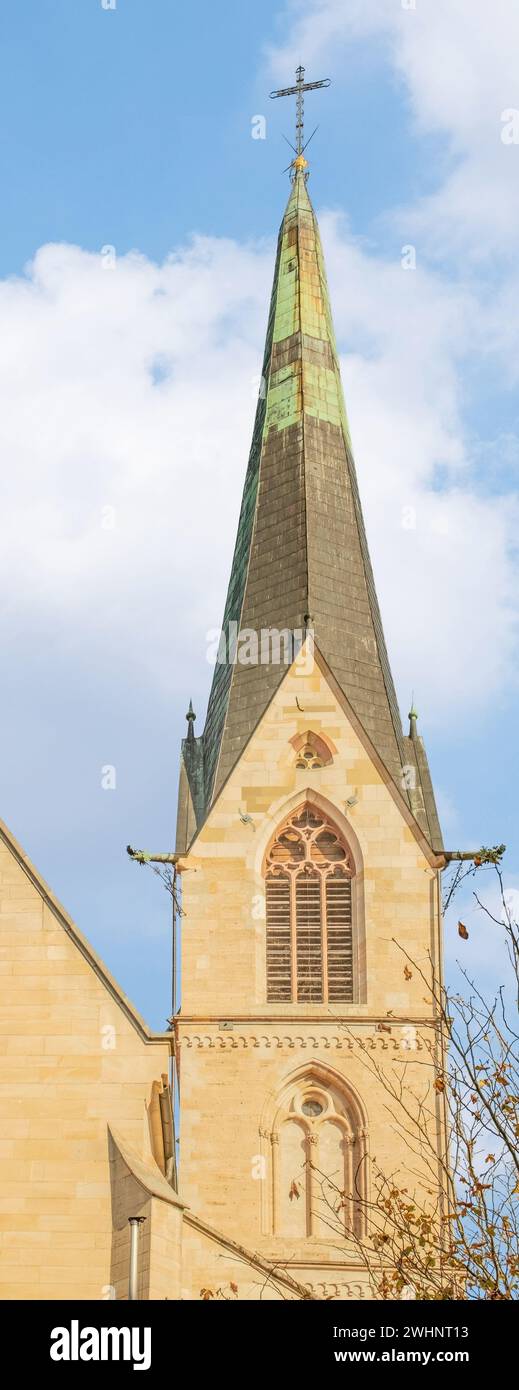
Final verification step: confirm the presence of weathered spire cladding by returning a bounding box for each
[176,170,442,852]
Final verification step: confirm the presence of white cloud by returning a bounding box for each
[0,0,515,800]
[0,222,516,732]
[0,238,274,692]
[320,213,518,720]
[2,2,519,733]
[263,0,519,722]
[268,0,519,261]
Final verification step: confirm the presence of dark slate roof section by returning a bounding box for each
[176,171,442,853]
[402,734,444,853]
[201,227,284,806]
[176,736,205,854]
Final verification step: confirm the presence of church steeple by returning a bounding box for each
[177,166,442,852]
[173,128,447,1297]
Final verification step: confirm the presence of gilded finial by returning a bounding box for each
[270,65,331,180]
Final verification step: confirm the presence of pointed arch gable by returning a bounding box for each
[260,1059,369,1137]
[254,789,364,880]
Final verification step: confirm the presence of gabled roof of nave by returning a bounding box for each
[177,169,442,854]
[0,816,172,1045]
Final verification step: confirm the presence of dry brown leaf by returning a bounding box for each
[458,921,469,940]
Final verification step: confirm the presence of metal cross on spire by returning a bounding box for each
[270,65,331,176]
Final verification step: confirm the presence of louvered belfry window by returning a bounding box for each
[265,806,354,1003]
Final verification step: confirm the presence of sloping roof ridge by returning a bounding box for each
[181,642,441,865]
[183,1208,318,1299]
[310,200,407,778]
[0,816,173,1046]
[201,216,287,809]
[108,1125,185,1209]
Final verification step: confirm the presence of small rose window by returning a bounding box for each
[292,731,333,769]
[301,1099,324,1117]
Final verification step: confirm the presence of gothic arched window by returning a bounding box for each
[265,805,354,1004]
[259,1067,369,1240]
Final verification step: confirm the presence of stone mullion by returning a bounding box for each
[306,1131,318,1236]
[270,1131,279,1235]
[356,1128,369,1238]
[290,869,297,1002]
[321,868,328,1003]
[343,1133,355,1236]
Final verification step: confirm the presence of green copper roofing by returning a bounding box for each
[177,170,443,852]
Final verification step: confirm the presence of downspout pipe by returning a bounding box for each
[128,1216,146,1301]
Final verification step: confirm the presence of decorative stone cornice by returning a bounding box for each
[179,1031,426,1052]
[178,1014,437,1026]
[303,1280,369,1300]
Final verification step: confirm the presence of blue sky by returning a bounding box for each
[0,1,437,269]
[0,0,517,1026]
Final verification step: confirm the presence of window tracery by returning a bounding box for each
[265,805,354,1004]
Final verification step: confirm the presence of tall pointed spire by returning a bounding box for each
[177,166,442,852]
